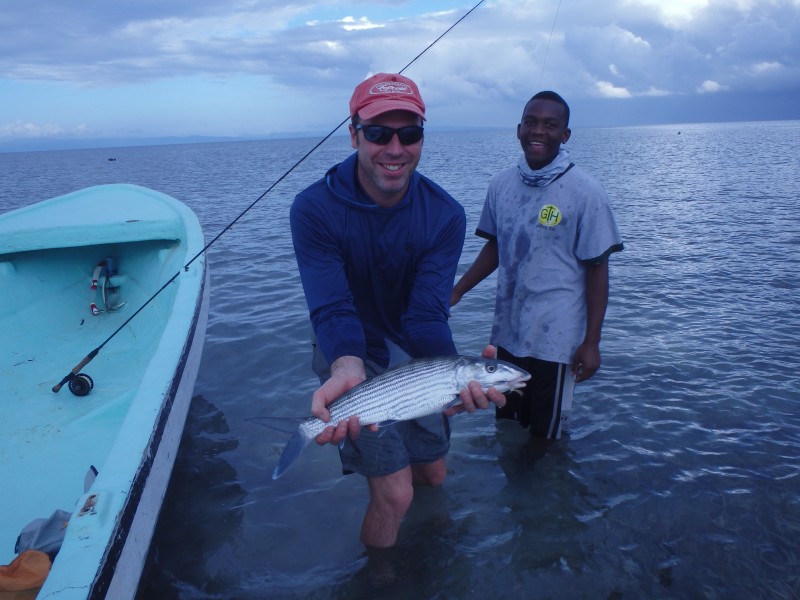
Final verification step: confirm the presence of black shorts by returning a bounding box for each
[495,347,574,439]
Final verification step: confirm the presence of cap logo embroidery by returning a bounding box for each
[369,82,414,95]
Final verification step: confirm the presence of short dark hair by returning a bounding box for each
[528,91,570,127]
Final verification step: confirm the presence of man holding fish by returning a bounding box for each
[289,73,515,554]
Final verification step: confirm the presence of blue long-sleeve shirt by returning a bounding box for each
[290,152,466,368]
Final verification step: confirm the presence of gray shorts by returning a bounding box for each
[339,413,450,477]
[311,340,451,478]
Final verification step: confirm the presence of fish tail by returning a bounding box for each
[272,430,313,479]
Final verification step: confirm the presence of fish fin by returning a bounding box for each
[384,338,413,368]
[367,420,401,438]
[272,431,313,479]
[248,416,305,435]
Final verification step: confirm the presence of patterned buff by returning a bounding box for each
[517,148,572,187]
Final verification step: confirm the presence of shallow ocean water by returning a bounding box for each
[1,121,799,599]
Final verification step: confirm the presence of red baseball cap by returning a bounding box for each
[349,73,426,121]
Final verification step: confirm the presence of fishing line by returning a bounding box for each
[540,0,563,86]
[52,0,487,392]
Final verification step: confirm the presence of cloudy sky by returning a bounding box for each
[1,0,798,150]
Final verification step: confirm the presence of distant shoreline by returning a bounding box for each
[2,118,798,155]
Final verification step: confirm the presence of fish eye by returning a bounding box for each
[486,364,496,373]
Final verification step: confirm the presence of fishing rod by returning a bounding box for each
[52,0,487,393]
[540,0,563,85]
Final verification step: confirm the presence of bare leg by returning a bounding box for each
[411,457,447,486]
[360,466,414,548]
[360,458,447,548]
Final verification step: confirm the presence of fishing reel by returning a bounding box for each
[68,373,94,397]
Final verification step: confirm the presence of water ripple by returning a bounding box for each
[4,124,800,600]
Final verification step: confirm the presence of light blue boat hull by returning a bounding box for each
[0,184,210,599]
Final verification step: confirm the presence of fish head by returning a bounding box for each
[456,357,531,393]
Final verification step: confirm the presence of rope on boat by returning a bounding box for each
[52,0,488,393]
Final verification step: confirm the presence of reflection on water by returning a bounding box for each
[136,396,245,599]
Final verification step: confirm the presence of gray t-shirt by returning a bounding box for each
[477,159,623,363]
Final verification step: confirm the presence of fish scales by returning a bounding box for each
[264,355,531,479]
[302,358,458,439]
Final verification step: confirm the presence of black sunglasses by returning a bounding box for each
[354,124,424,145]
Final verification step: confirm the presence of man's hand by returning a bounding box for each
[571,342,600,383]
[311,356,370,446]
[444,344,507,416]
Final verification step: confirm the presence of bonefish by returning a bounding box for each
[252,355,530,479]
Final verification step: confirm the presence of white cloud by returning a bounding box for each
[630,0,711,28]
[339,16,383,31]
[0,0,798,143]
[697,79,728,93]
[595,80,632,98]
[640,86,671,97]
[751,61,782,73]
[0,121,91,140]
